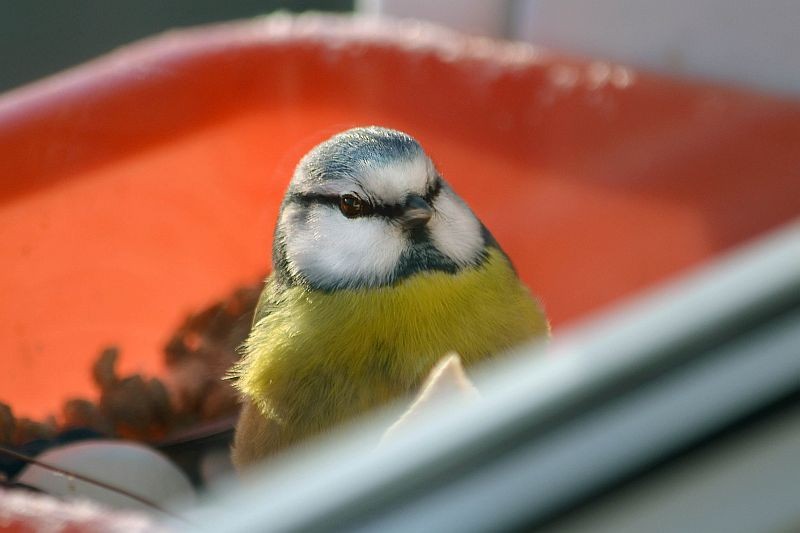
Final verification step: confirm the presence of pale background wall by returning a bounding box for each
[359,0,800,96]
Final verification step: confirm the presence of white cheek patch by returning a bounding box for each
[428,189,484,266]
[357,154,431,204]
[283,204,407,288]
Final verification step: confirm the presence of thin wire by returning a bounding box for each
[0,444,191,524]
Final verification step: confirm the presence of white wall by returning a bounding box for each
[359,0,800,96]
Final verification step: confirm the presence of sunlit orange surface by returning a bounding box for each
[1,16,799,418]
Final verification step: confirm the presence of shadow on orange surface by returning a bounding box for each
[1,15,799,418]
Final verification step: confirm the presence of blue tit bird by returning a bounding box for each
[229,126,549,468]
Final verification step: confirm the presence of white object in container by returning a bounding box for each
[17,440,195,512]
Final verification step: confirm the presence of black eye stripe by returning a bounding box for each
[372,204,405,218]
[290,192,339,207]
[425,180,442,203]
[290,180,441,217]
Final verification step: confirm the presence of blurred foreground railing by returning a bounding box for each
[179,217,800,533]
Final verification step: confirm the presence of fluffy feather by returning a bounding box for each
[230,249,548,465]
[230,126,549,468]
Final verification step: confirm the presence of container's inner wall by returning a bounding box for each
[2,18,799,418]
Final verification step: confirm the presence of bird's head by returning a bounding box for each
[272,126,495,290]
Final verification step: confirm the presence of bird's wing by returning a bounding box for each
[231,396,285,469]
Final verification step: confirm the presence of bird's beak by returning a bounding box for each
[399,194,433,229]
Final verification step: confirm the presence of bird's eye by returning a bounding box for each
[339,194,370,218]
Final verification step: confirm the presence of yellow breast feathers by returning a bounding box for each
[231,248,548,445]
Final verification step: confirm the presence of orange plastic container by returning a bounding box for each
[2,16,799,419]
